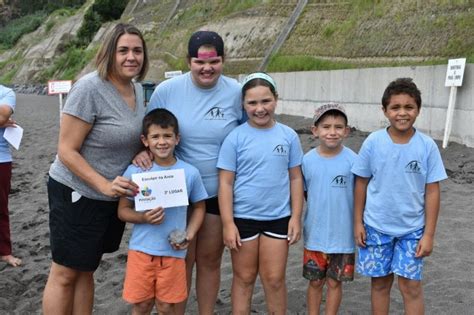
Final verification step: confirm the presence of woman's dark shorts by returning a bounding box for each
[205,196,220,215]
[47,177,125,272]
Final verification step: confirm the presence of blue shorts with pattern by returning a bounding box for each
[356,224,424,280]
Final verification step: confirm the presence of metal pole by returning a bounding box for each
[442,86,457,149]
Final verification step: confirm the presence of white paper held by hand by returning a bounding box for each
[132,169,189,211]
[3,124,23,150]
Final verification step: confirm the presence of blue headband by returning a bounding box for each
[241,72,277,91]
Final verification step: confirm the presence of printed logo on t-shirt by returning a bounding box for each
[204,106,226,120]
[273,144,288,156]
[331,175,347,188]
[405,160,421,174]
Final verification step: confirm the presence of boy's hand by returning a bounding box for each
[415,234,434,257]
[354,222,366,247]
[287,216,301,245]
[142,206,165,225]
[223,223,241,251]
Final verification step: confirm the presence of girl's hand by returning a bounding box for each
[354,222,366,247]
[287,216,301,245]
[105,176,139,198]
[142,207,165,225]
[223,223,241,251]
[132,149,154,170]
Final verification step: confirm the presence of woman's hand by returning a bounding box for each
[103,176,139,198]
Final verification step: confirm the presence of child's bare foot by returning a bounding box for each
[1,255,22,267]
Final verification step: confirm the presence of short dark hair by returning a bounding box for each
[142,109,179,136]
[95,23,149,81]
[382,78,421,109]
[315,110,348,126]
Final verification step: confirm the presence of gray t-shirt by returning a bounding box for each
[49,71,145,201]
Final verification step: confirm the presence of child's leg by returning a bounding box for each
[132,298,154,315]
[325,278,342,315]
[230,237,259,314]
[398,276,424,315]
[371,274,394,315]
[307,279,325,315]
[156,300,175,315]
[259,235,289,315]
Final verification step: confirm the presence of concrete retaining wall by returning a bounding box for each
[270,64,473,147]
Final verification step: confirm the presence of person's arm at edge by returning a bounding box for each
[57,114,137,198]
[218,169,241,250]
[288,165,304,245]
[0,105,14,127]
[354,176,369,247]
[416,181,441,257]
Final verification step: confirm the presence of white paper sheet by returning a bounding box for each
[132,169,189,211]
[3,124,23,150]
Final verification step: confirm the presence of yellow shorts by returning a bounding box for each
[123,250,187,304]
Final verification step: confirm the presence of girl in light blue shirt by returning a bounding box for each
[218,72,304,314]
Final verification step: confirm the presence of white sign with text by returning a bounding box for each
[132,169,188,211]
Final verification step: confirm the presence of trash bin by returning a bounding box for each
[142,81,156,106]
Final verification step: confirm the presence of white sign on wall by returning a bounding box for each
[445,58,466,87]
[164,71,183,79]
[48,80,72,95]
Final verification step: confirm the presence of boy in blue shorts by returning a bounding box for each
[352,78,447,314]
[118,109,208,314]
[302,103,357,314]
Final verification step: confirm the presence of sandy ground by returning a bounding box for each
[0,94,473,314]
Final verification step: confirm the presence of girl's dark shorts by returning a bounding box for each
[234,216,290,241]
[47,177,125,272]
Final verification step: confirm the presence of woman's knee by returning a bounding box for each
[49,263,84,287]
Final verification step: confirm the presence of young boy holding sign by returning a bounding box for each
[118,108,208,314]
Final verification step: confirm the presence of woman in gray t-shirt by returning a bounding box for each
[42,23,149,314]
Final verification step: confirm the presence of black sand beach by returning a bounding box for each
[0,94,473,314]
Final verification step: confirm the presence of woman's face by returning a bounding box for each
[113,33,144,82]
[188,46,223,89]
[243,85,277,129]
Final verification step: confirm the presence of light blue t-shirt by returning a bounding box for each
[0,85,16,163]
[217,122,303,220]
[147,72,242,198]
[123,159,208,258]
[303,147,357,253]
[351,128,448,237]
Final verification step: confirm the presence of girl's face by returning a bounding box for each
[243,85,277,129]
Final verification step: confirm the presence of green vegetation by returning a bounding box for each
[267,55,356,72]
[0,12,47,50]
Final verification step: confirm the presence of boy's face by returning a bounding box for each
[383,93,420,136]
[312,115,349,151]
[141,124,179,165]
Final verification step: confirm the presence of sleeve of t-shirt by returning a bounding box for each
[426,140,448,183]
[147,81,168,113]
[216,132,237,172]
[61,78,97,124]
[288,131,303,168]
[0,88,16,112]
[188,168,209,203]
[351,136,373,178]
